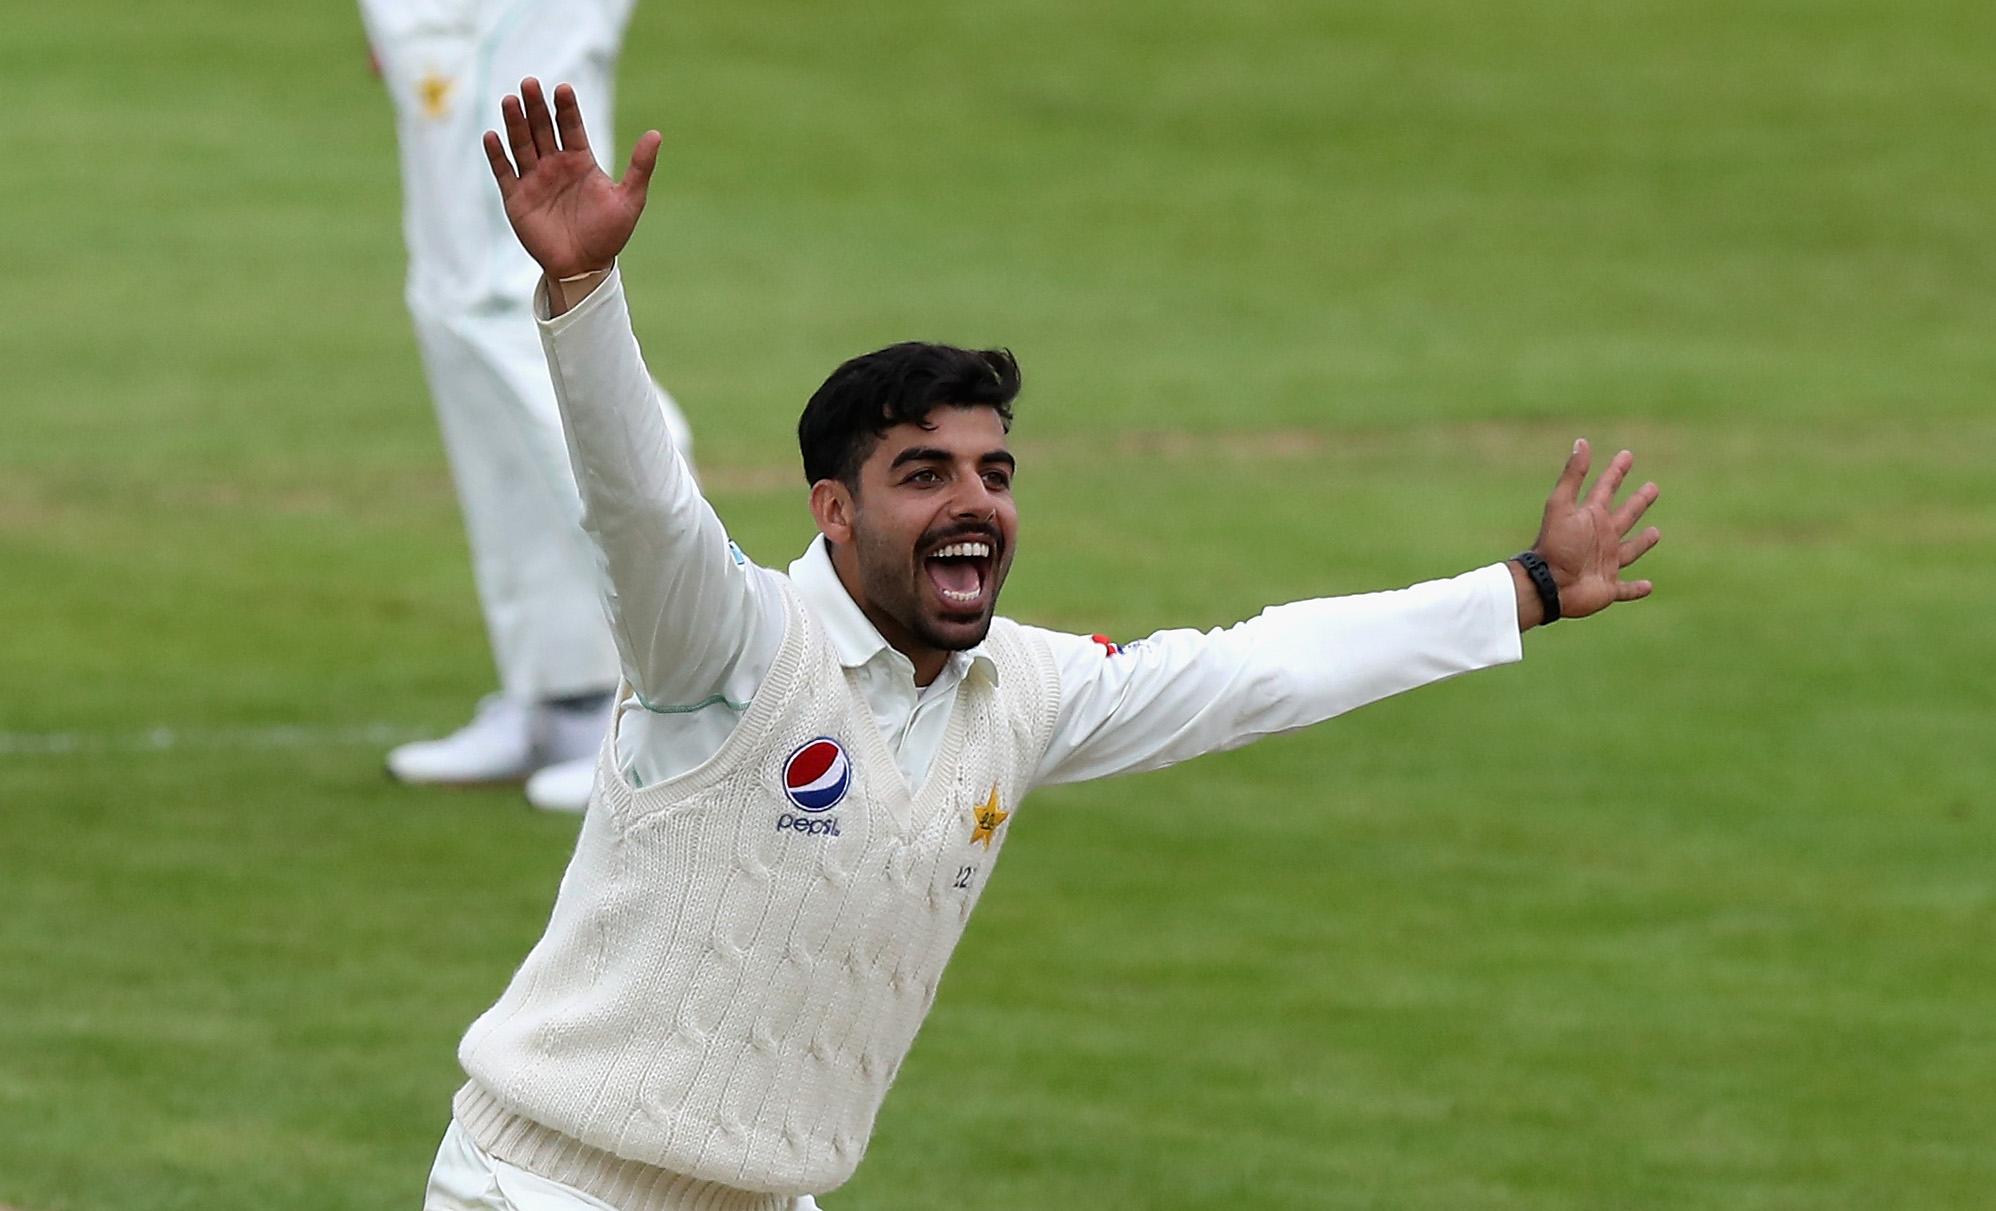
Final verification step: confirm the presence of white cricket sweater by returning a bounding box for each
[453,586,1062,1209]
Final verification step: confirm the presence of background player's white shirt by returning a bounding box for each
[534,269,1523,793]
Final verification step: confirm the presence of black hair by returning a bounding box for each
[797,342,1021,486]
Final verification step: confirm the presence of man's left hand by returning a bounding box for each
[1520,438,1661,626]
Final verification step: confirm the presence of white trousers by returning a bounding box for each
[360,0,690,700]
[424,1120,825,1211]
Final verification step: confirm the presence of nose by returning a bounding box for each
[951,477,1000,523]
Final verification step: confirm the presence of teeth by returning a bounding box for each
[940,588,980,602]
[930,541,991,559]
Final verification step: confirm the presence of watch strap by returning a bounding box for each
[1513,550,1562,624]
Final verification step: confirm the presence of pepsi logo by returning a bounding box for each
[782,737,851,813]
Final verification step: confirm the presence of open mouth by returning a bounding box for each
[923,538,996,611]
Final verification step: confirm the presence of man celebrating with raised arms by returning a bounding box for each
[424,79,1663,1211]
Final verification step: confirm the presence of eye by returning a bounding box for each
[983,469,1012,490]
[902,468,942,486]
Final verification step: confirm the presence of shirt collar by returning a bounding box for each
[788,536,999,686]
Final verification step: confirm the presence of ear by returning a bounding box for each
[809,478,857,546]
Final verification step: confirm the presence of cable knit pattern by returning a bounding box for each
[455,587,1062,1209]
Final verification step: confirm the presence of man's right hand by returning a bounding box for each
[482,77,661,302]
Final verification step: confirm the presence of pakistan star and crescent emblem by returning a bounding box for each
[417,71,455,119]
[969,784,1009,848]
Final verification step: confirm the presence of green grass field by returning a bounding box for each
[4,1,1993,1207]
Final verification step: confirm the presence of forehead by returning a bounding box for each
[863,407,1012,466]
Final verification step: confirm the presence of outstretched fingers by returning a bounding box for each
[1553,438,1591,504]
[1613,479,1660,534]
[498,80,597,183]
[622,129,662,202]
[552,82,591,153]
[501,93,537,173]
[1615,578,1654,603]
[1619,525,1661,569]
[481,129,518,195]
[521,77,560,159]
[1588,449,1635,510]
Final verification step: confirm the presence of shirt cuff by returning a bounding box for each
[533,264,623,330]
[1466,561,1526,667]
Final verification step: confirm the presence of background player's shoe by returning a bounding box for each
[387,694,538,784]
[524,755,596,813]
[387,693,611,787]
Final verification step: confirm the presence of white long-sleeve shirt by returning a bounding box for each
[536,268,1524,794]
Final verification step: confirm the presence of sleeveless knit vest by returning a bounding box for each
[453,588,1062,1209]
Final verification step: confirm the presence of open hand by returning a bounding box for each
[482,78,661,280]
[1529,439,1661,620]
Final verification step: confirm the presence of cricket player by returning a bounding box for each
[360,0,692,812]
[424,80,1663,1210]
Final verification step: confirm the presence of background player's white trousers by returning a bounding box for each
[425,1120,825,1211]
[360,0,688,700]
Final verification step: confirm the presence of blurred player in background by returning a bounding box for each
[359,0,691,813]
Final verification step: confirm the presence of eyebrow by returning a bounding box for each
[889,447,1016,471]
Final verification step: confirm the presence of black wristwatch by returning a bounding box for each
[1513,550,1562,625]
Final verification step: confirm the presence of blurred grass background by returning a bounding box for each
[2,1,1993,1207]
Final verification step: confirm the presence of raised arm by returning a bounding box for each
[482,79,779,708]
[1035,440,1661,786]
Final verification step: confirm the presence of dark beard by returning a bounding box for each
[910,608,996,652]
